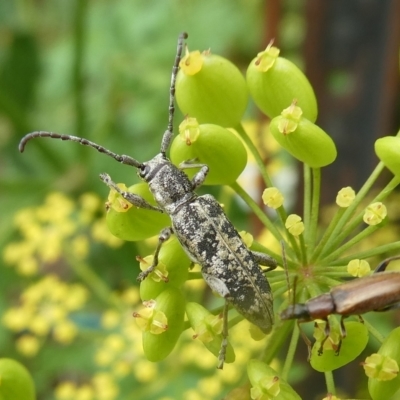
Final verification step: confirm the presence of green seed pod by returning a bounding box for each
[176,50,248,127]
[105,182,170,241]
[247,359,301,400]
[139,237,190,300]
[246,43,318,122]
[269,104,337,167]
[375,136,400,177]
[0,358,35,400]
[368,327,400,400]
[140,287,185,362]
[186,302,235,363]
[170,118,247,185]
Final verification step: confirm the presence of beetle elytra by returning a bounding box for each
[19,32,277,369]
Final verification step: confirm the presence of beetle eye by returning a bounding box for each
[138,164,149,178]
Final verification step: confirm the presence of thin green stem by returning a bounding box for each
[281,322,300,381]
[278,208,302,261]
[322,225,380,265]
[73,0,88,141]
[66,254,122,310]
[363,317,386,344]
[325,370,336,395]
[318,161,385,256]
[303,164,312,239]
[307,168,321,256]
[328,241,400,265]
[321,175,400,260]
[260,320,293,365]
[234,123,273,188]
[310,207,346,263]
[299,234,308,265]
[230,182,282,241]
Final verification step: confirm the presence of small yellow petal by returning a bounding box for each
[262,187,284,209]
[336,187,356,207]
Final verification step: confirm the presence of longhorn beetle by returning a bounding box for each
[19,33,277,369]
[280,255,400,358]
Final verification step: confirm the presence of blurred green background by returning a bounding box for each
[1,1,399,399]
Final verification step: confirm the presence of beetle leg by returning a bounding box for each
[339,315,347,339]
[297,320,313,361]
[251,251,278,271]
[100,173,164,212]
[217,300,229,370]
[137,227,174,281]
[374,255,400,273]
[317,319,331,356]
[178,159,209,190]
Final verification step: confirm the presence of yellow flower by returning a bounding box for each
[363,202,387,225]
[262,187,284,209]
[16,334,40,357]
[363,353,399,381]
[53,320,78,344]
[55,382,77,400]
[347,259,371,277]
[285,214,304,236]
[336,186,356,207]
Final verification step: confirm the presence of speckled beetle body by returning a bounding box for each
[19,32,276,369]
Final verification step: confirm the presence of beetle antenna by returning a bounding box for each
[374,255,400,273]
[18,131,143,168]
[160,32,188,156]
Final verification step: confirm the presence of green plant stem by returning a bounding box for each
[230,182,283,242]
[310,207,346,263]
[320,176,400,261]
[278,208,302,262]
[307,168,321,256]
[187,271,203,280]
[328,241,400,265]
[73,0,88,142]
[234,123,303,257]
[261,320,293,365]
[66,254,123,310]
[318,161,385,256]
[281,322,300,381]
[322,225,380,265]
[234,123,273,188]
[299,234,308,265]
[325,371,336,395]
[363,317,386,344]
[303,164,311,241]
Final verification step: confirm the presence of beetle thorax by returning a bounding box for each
[140,154,195,213]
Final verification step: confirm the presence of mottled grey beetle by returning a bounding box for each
[19,32,277,368]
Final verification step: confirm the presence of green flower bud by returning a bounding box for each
[139,236,190,300]
[0,358,35,400]
[186,302,235,363]
[375,136,400,177]
[170,118,247,185]
[247,359,301,400]
[246,43,318,122]
[137,287,185,362]
[368,327,400,400]
[105,182,170,241]
[176,50,248,127]
[364,353,399,381]
[269,103,337,168]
